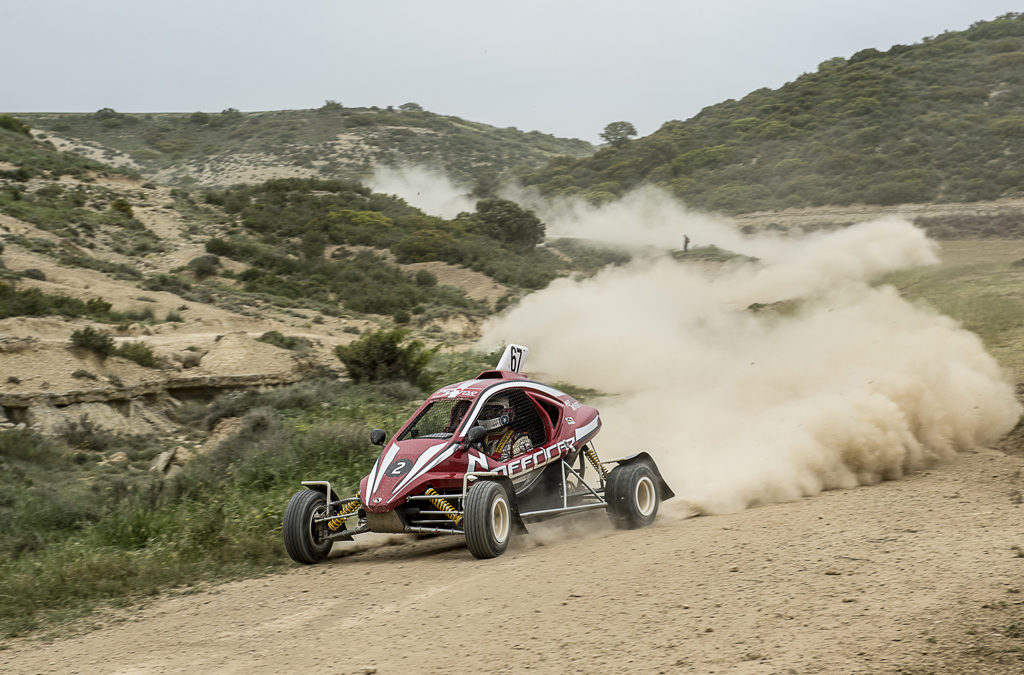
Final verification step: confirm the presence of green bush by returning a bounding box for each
[204,237,234,256]
[142,273,192,295]
[0,283,125,322]
[70,327,115,359]
[0,115,31,136]
[187,254,220,279]
[256,330,311,352]
[109,199,134,218]
[414,269,437,287]
[116,341,159,368]
[334,328,435,387]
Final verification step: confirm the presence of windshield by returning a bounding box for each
[398,399,471,441]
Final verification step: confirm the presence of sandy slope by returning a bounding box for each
[3,441,1022,674]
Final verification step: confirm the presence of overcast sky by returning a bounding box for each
[1,1,1021,142]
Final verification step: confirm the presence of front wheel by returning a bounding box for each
[605,462,660,529]
[463,481,512,559]
[283,490,332,564]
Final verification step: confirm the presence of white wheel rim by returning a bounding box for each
[634,476,656,517]
[491,495,510,543]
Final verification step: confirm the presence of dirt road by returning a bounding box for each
[4,442,1023,674]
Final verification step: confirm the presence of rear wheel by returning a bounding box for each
[605,462,660,529]
[464,481,511,559]
[283,490,332,564]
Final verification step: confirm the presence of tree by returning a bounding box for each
[474,198,545,250]
[600,121,638,147]
[399,102,424,112]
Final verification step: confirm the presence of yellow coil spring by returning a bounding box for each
[425,487,463,525]
[327,497,360,532]
[585,445,607,480]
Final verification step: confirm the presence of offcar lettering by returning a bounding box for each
[494,438,576,477]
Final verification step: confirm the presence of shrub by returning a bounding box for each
[0,115,31,136]
[57,416,122,452]
[70,327,115,359]
[187,254,220,279]
[0,428,63,464]
[21,269,45,281]
[334,328,435,387]
[117,341,158,368]
[204,237,234,256]
[256,330,311,352]
[414,269,437,287]
[142,274,191,295]
[109,199,134,218]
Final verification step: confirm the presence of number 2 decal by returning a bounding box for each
[386,459,412,477]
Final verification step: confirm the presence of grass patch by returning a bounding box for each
[879,259,1024,380]
[0,377,439,638]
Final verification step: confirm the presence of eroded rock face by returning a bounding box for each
[0,336,39,354]
[0,331,312,437]
[22,397,183,436]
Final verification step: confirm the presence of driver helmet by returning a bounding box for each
[479,395,514,432]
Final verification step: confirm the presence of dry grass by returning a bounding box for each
[884,239,1024,382]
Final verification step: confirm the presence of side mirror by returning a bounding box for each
[464,425,487,450]
[370,429,387,446]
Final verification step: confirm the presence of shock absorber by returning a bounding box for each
[327,496,361,532]
[584,445,607,481]
[425,487,463,525]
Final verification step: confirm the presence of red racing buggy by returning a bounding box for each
[283,345,674,561]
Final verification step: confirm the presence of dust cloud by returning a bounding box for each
[367,165,475,219]
[481,189,1022,515]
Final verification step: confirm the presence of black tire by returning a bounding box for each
[283,489,332,564]
[463,481,512,559]
[605,462,660,529]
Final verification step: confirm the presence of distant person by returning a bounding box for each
[683,234,691,252]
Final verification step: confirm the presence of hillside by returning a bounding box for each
[0,123,623,431]
[521,13,1024,213]
[14,104,594,189]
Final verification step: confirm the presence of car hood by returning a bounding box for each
[360,438,462,512]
